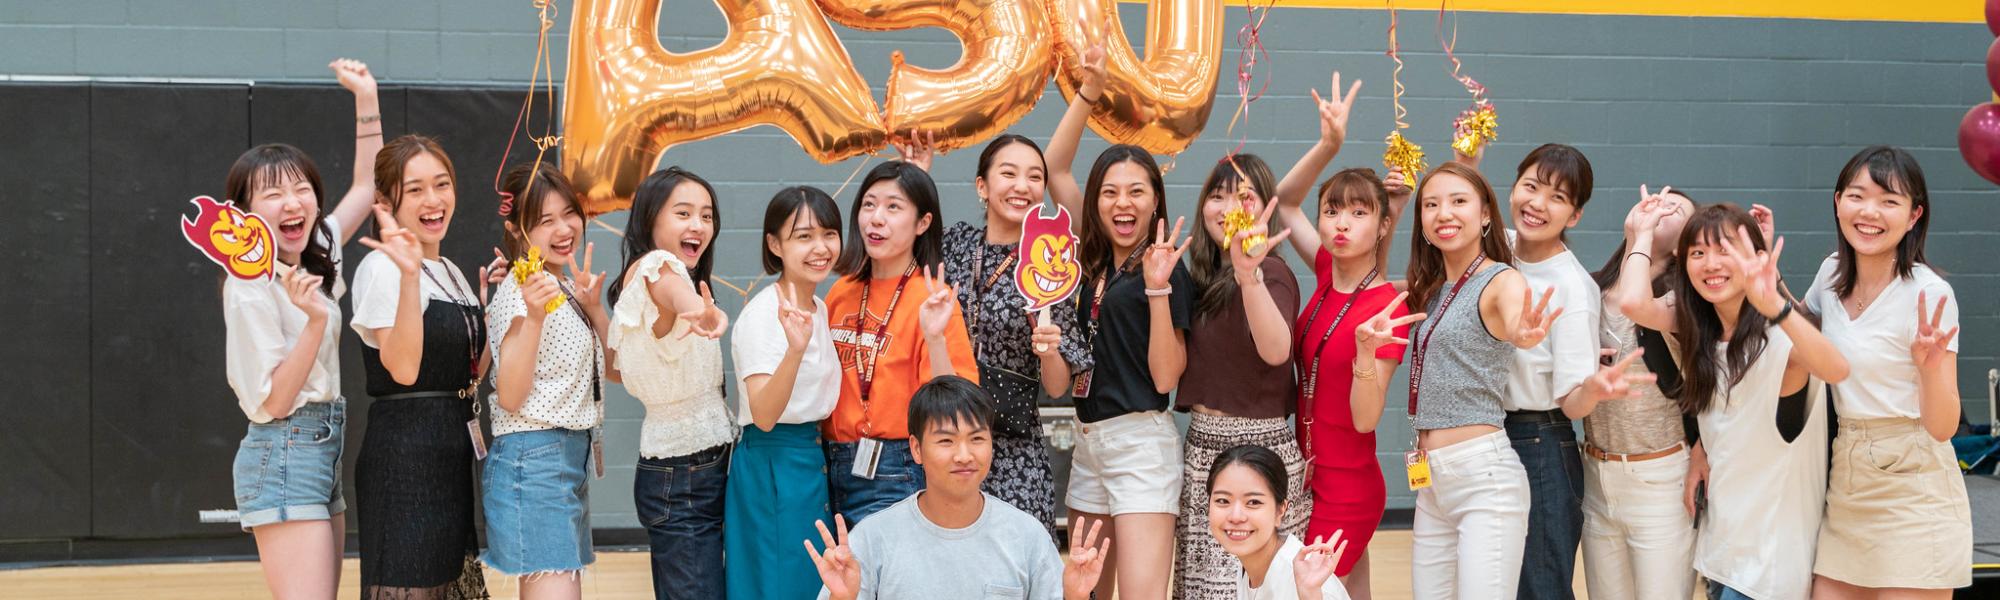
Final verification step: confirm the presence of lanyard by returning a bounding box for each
[1407,255,1486,417]
[421,262,483,389]
[855,265,916,435]
[1080,249,1148,343]
[967,237,1020,355]
[1296,267,1379,459]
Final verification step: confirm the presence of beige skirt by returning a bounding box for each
[1814,417,1972,589]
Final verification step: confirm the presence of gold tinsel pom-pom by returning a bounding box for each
[510,246,567,314]
[1384,131,1428,179]
[1222,205,1265,254]
[1452,104,1498,157]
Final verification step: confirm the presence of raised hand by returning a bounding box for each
[804,516,862,600]
[776,282,815,351]
[566,242,606,312]
[1079,34,1108,103]
[1512,286,1563,349]
[1384,166,1412,203]
[329,58,376,98]
[1311,71,1364,149]
[1911,291,1959,369]
[1749,203,1775,246]
[1719,226,1785,317]
[283,268,329,320]
[677,282,729,340]
[1144,217,1192,290]
[1229,194,1297,278]
[1579,348,1659,404]
[892,130,937,173]
[358,205,424,275]
[1292,532,1350,597]
[1064,517,1111,600]
[478,247,508,306]
[521,271,561,322]
[918,264,959,341]
[1354,291,1425,355]
[1626,185,1671,239]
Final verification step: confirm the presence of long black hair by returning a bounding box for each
[610,166,719,302]
[835,160,944,279]
[1830,145,1932,298]
[224,144,338,294]
[1206,444,1289,505]
[1671,203,1770,415]
[1188,154,1279,320]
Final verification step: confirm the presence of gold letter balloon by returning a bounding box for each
[563,0,1224,214]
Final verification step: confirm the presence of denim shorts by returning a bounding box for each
[481,428,595,576]
[232,400,347,531]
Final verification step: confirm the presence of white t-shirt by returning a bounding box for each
[223,215,346,423]
[348,251,478,348]
[730,283,842,426]
[1694,326,1827,600]
[1803,255,1959,420]
[1504,243,1603,412]
[1235,535,1355,600]
[485,271,604,436]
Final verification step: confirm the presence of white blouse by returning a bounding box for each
[1234,535,1354,600]
[608,250,736,458]
[485,269,603,436]
[1804,256,1958,420]
[223,215,346,423]
[349,251,477,347]
[730,282,841,426]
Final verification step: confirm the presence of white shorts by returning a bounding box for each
[1065,410,1182,516]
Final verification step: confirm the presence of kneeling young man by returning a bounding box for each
[808,376,1108,600]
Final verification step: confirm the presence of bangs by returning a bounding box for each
[1681,203,1762,252]
[1320,172,1385,214]
[1854,157,1915,199]
[788,196,841,233]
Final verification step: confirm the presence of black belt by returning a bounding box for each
[376,389,475,401]
[1504,409,1568,424]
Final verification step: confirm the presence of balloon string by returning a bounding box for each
[1223,0,1276,159]
[1436,0,1486,105]
[495,1,563,216]
[582,214,759,298]
[1387,0,1408,131]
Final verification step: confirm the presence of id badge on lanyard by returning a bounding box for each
[1404,256,1485,491]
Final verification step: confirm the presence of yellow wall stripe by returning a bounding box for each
[1138,0,1982,24]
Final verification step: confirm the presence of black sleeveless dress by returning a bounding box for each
[355,296,490,600]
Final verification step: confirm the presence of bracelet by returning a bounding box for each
[357,114,381,124]
[1627,251,1651,263]
[1079,92,1102,106]
[1144,286,1173,297]
[1235,268,1265,287]
[1766,302,1793,325]
[357,132,383,139]
[1353,364,1379,380]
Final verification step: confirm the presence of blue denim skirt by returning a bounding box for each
[481,428,594,575]
[232,400,347,531]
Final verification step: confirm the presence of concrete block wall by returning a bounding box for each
[4,0,1993,519]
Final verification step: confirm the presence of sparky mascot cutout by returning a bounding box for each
[181,196,277,280]
[1015,204,1082,311]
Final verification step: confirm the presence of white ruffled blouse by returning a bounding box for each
[608,250,737,458]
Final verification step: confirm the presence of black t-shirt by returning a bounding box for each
[1075,260,1193,423]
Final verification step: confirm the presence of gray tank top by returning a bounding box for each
[1410,263,1513,430]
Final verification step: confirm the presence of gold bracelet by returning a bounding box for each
[357,114,381,124]
[1353,363,1379,380]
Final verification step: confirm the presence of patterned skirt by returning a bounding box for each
[983,434,1059,544]
[1174,412,1311,600]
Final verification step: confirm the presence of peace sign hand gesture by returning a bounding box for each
[1512,286,1563,349]
[566,242,607,314]
[1312,71,1363,149]
[1292,532,1350,599]
[1718,225,1786,318]
[1078,20,1109,103]
[1228,197,1296,278]
[1144,217,1192,290]
[776,282,815,351]
[804,516,862,600]
[1579,348,1659,404]
[1626,185,1674,239]
[676,281,729,340]
[918,264,960,342]
[358,205,424,276]
[1063,517,1111,600]
[1354,291,1425,356]
[1911,291,1959,369]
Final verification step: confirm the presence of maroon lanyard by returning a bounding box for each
[855,265,916,434]
[1297,267,1377,460]
[967,238,1020,352]
[1406,256,1486,416]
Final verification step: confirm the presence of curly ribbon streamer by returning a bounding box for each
[1438,0,1497,156]
[495,0,563,217]
[1223,0,1277,159]
[1384,0,1427,177]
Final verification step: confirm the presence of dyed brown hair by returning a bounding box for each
[1405,162,1513,312]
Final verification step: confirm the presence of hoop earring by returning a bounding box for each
[1482,221,1491,235]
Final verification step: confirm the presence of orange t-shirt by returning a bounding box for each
[823,273,980,442]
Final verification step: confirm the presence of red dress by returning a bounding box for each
[1296,249,1410,576]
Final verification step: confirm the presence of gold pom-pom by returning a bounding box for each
[1222,204,1265,254]
[1452,104,1498,157]
[511,246,567,314]
[1383,131,1428,179]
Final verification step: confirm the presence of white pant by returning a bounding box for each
[1581,449,1697,600]
[1412,430,1530,600]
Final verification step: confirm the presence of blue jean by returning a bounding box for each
[826,439,926,525]
[635,443,731,600]
[232,400,347,530]
[481,428,594,576]
[1507,411,1584,600]
[1705,579,1755,600]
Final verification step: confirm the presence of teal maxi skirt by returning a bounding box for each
[724,422,831,600]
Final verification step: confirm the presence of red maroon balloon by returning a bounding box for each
[1959,103,2000,186]
[1990,0,2000,36]
[1990,37,2000,94]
